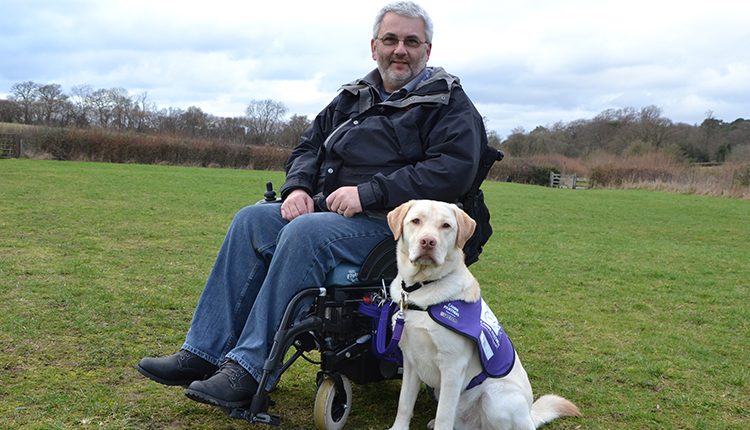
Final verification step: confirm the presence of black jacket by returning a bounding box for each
[280,67,486,212]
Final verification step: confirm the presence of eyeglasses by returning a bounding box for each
[376,35,428,49]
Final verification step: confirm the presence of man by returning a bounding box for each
[136,0,487,410]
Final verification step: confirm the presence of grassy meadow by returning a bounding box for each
[1,159,748,429]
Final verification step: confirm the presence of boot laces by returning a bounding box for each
[220,361,245,381]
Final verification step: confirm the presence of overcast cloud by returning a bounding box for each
[1,0,748,137]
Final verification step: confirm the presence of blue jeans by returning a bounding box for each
[182,202,392,389]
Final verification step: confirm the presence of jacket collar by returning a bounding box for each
[340,66,459,102]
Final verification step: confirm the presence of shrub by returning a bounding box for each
[250,146,290,171]
[590,165,674,187]
[20,126,291,170]
[490,157,560,186]
[733,163,750,187]
[587,151,682,187]
[489,153,589,186]
[528,153,588,176]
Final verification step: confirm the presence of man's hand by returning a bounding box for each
[281,189,314,221]
[326,186,363,217]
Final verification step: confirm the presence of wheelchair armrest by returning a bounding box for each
[357,237,397,283]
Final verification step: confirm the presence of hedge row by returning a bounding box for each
[21,127,289,171]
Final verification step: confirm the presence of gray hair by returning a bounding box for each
[373,1,434,43]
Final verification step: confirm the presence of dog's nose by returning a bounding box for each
[420,236,437,249]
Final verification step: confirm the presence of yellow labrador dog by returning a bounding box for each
[386,200,580,430]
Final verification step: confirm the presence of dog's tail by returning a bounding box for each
[531,394,581,428]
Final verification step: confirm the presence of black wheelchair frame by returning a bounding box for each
[227,185,399,428]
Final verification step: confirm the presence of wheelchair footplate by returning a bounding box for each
[226,394,280,426]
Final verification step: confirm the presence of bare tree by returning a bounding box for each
[636,105,672,148]
[503,127,528,156]
[131,92,154,132]
[109,88,132,130]
[70,85,93,127]
[9,81,41,124]
[0,99,22,123]
[181,106,209,137]
[154,107,183,134]
[36,83,68,126]
[86,87,132,129]
[277,114,311,148]
[486,129,502,150]
[88,88,114,128]
[208,116,248,143]
[245,99,288,146]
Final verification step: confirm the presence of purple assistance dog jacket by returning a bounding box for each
[428,299,516,390]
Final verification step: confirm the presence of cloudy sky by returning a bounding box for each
[1,0,748,137]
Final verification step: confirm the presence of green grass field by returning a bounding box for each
[1,159,748,429]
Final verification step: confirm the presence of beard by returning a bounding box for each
[376,54,428,92]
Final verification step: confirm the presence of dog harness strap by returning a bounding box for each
[374,301,403,361]
[466,372,489,390]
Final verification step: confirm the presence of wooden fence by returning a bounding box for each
[550,172,590,189]
[0,134,21,158]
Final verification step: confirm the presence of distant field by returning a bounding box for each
[1,159,748,429]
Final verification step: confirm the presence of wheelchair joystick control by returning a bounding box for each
[264,182,277,202]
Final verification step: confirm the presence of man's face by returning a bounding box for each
[371,12,432,93]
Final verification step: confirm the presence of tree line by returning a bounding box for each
[0,81,310,148]
[2,80,748,163]
[503,106,750,163]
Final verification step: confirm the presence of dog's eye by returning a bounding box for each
[410,218,421,225]
[442,223,451,229]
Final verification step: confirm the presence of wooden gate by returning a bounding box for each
[0,134,21,158]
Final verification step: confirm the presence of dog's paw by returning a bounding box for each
[387,418,412,430]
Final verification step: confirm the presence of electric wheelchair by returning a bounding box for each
[229,146,502,429]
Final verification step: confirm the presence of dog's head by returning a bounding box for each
[387,200,476,267]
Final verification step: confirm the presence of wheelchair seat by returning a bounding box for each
[324,237,397,285]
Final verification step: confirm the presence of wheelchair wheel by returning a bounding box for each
[313,374,352,430]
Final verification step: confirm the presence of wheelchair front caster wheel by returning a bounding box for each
[313,374,352,430]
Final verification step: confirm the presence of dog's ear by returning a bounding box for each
[453,205,476,249]
[387,201,414,241]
